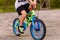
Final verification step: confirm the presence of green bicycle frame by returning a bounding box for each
[24,10,35,27]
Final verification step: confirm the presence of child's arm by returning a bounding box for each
[28,0,37,8]
[28,0,36,4]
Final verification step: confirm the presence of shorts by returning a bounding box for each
[16,3,30,15]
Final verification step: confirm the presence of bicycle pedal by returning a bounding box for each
[18,26,24,34]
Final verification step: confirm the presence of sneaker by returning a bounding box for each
[18,26,24,34]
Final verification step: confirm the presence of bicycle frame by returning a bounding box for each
[24,10,40,31]
[24,10,35,27]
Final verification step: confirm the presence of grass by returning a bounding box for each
[0,5,16,13]
[0,10,3,13]
[0,4,41,13]
[0,5,60,13]
[0,0,60,12]
[50,7,60,10]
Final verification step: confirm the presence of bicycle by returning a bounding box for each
[13,9,46,40]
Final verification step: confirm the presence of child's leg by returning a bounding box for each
[19,10,26,26]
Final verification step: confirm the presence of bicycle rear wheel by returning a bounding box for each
[30,17,46,40]
[13,18,20,36]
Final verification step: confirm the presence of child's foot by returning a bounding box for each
[18,26,24,34]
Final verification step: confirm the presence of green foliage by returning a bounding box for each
[0,0,60,12]
[50,0,60,8]
[0,0,15,12]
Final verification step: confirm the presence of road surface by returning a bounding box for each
[0,10,60,40]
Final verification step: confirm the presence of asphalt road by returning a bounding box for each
[0,10,60,40]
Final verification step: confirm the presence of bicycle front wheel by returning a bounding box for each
[13,18,20,36]
[30,17,46,40]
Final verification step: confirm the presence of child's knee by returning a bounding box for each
[21,10,27,17]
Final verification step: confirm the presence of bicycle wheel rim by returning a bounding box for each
[32,20,44,39]
[13,19,20,35]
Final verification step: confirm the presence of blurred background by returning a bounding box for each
[0,0,60,40]
[0,0,60,12]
